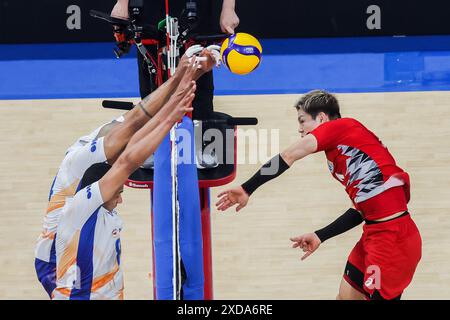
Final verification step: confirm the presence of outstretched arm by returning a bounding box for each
[215,134,318,212]
[102,48,216,164]
[280,133,318,166]
[100,72,185,164]
[98,82,196,203]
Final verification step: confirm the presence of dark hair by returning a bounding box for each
[295,90,341,120]
[79,162,111,190]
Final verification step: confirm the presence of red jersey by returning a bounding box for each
[310,118,410,220]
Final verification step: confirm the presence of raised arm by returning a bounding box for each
[102,48,217,164]
[215,134,318,212]
[99,67,188,165]
[280,133,318,166]
[98,81,196,203]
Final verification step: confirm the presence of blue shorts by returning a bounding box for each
[35,258,56,298]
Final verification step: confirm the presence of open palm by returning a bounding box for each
[215,186,249,212]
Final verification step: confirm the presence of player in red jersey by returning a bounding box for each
[215,90,422,300]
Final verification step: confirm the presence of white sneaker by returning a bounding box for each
[194,120,219,170]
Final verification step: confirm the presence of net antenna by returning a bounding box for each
[165,0,182,301]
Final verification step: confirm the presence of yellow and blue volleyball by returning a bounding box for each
[220,33,262,75]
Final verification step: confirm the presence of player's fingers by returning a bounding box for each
[205,48,219,57]
[181,89,195,102]
[217,203,229,211]
[209,51,221,66]
[217,199,231,210]
[186,44,204,57]
[187,93,195,104]
[292,242,301,248]
[195,56,207,62]
[222,201,234,210]
[215,195,228,206]
[191,44,204,51]
[226,26,234,34]
[201,49,217,59]
[236,204,244,212]
[215,199,226,208]
[290,236,303,242]
[218,190,231,197]
[206,45,221,52]
[301,251,312,261]
[214,52,221,64]
[193,58,201,67]
[183,84,196,98]
[181,102,194,115]
[184,60,197,74]
[218,199,230,208]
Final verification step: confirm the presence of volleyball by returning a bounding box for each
[220,33,262,75]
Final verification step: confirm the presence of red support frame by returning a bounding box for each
[200,187,213,299]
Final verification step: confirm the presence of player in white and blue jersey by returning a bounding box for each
[53,72,198,299]
[35,45,217,297]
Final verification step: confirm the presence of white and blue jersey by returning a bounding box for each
[53,182,124,300]
[35,116,124,297]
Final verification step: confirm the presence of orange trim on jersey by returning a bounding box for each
[91,263,120,292]
[54,287,71,297]
[57,230,81,280]
[40,231,56,240]
[46,179,80,214]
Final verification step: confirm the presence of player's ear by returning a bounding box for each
[317,112,325,123]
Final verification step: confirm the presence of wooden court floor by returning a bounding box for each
[0,91,449,299]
